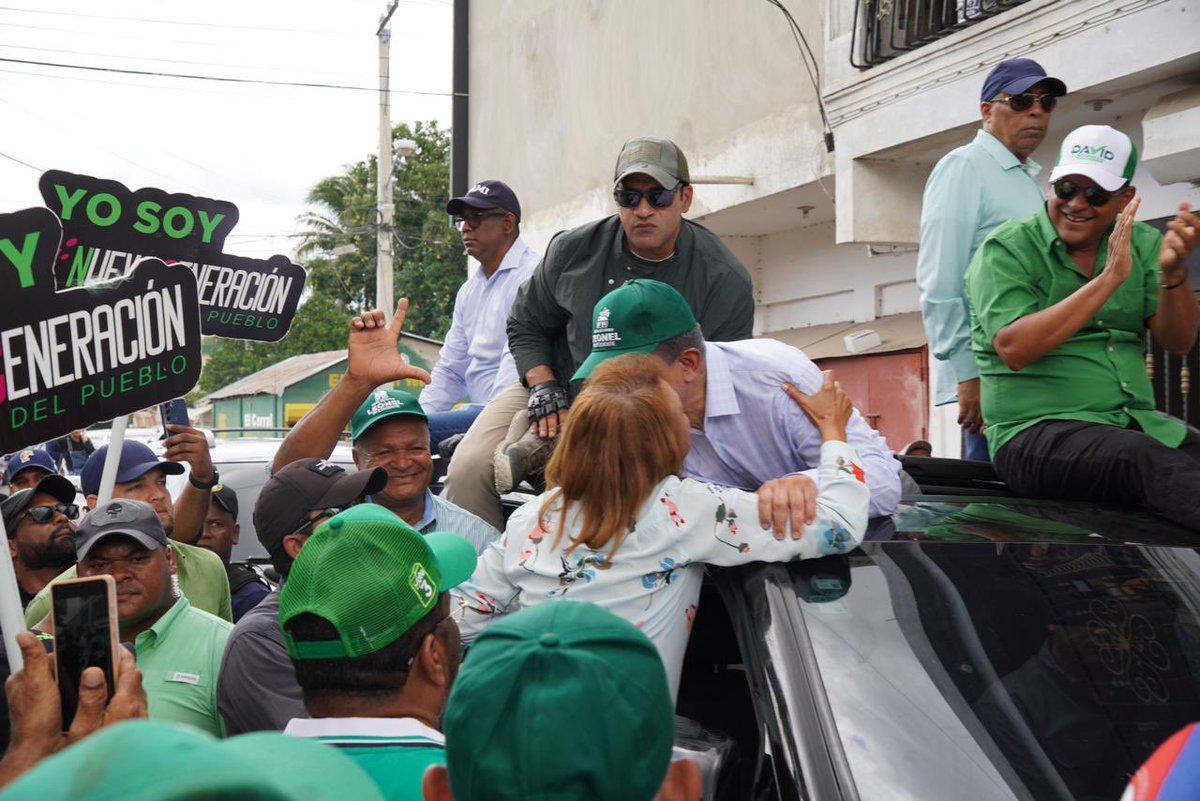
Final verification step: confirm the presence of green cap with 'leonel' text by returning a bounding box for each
[572,279,697,381]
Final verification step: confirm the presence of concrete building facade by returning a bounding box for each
[460,0,1200,458]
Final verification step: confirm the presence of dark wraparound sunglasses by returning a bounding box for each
[1052,179,1126,208]
[22,503,79,523]
[991,92,1058,113]
[613,183,682,210]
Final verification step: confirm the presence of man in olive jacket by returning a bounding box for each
[443,137,755,529]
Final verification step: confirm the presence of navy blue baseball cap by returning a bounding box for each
[80,442,184,497]
[446,180,521,222]
[980,58,1066,103]
[5,448,56,483]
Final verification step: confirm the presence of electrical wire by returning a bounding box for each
[0,56,456,96]
[763,0,835,151]
[0,149,40,171]
[0,42,368,78]
[0,5,366,36]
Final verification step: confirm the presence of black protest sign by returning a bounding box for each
[39,170,306,342]
[0,207,202,453]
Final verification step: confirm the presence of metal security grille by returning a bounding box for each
[851,0,1034,68]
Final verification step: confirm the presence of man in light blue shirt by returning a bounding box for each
[423,181,539,449]
[573,280,902,526]
[916,58,1066,460]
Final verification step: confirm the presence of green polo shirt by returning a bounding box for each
[966,205,1181,457]
[135,595,232,737]
[284,717,446,800]
[25,540,233,627]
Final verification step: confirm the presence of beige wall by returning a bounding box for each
[468,0,828,244]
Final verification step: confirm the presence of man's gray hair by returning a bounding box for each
[654,324,706,364]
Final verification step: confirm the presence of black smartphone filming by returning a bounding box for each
[50,576,120,729]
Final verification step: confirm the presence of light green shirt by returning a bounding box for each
[917,130,1045,405]
[25,540,233,627]
[133,595,232,736]
[965,206,1180,456]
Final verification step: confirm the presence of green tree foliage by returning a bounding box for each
[196,121,460,396]
[295,120,463,339]
[195,292,350,396]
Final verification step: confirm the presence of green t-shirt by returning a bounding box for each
[25,540,233,627]
[132,595,232,736]
[284,717,445,800]
[965,206,1181,456]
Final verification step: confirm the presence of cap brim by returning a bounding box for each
[34,475,77,505]
[7,465,53,483]
[1048,163,1129,192]
[424,531,479,590]
[615,165,679,190]
[997,75,1067,97]
[76,529,164,560]
[314,466,389,509]
[115,460,185,486]
[446,197,501,215]
[230,731,385,801]
[571,341,662,382]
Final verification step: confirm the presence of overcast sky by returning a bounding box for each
[0,0,452,259]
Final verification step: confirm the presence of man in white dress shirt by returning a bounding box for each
[423,181,539,449]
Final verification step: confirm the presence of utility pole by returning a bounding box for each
[376,1,399,320]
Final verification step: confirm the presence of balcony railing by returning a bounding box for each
[851,0,1033,69]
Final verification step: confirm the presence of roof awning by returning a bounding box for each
[762,311,926,360]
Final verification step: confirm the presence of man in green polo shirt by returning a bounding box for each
[75,499,231,736]
[966,124,1200,526]
[280,504,477,800]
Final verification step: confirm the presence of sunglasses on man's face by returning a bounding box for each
[991,92,1058,113]
[452,210,508,231]
[1052,179,1124,208]
[613,183,681,210]
[289,503,357,538]
[22,503,79,524]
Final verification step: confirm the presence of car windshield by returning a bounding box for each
[797,540,1200,801]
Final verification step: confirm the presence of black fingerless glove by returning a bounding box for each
[527,381,570,424]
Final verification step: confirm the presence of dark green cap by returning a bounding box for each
[614,137,690,188]
[443,602,675,801]
[572,279,697,381]
[279,504,477,660]
[349,388,427,441]
[0,720,385,800]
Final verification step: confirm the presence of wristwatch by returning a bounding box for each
[188,467,220,490]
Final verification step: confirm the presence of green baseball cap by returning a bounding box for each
[614,137,690,189]
[443,602,675,801]
[572,279,698,381]
[279,504,477,660]
[1,720,385,801]
[350,388,427,442]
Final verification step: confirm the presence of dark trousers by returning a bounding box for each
[994,419,1200,530]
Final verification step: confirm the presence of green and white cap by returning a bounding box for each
[349,388,427,442]
[572,279,697,381]
[1048,124,1138,192]
[279,504,477,660]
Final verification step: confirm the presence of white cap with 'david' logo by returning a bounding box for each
[1048,124,1138,192]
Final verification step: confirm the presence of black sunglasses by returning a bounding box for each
[992,92,1058,113]
[22,503,79,523]
[452,210,508,231]
[1052,179,1125,208]
[289,503,356,538]
[613,183,682,210]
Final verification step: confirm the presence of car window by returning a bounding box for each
[796,542,1200,801]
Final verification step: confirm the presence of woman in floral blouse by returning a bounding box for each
[452,353,870,698]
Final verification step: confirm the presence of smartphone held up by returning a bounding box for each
[50,576,120,729]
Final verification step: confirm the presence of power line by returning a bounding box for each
[0,56,456,96]
[0,5,366,36]
[0,149,40,171]
[0,42,367,79]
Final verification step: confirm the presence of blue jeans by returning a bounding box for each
[427,405,486,450]
[963,429,991,462]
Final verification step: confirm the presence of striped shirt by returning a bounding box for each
[284,717,444,801]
